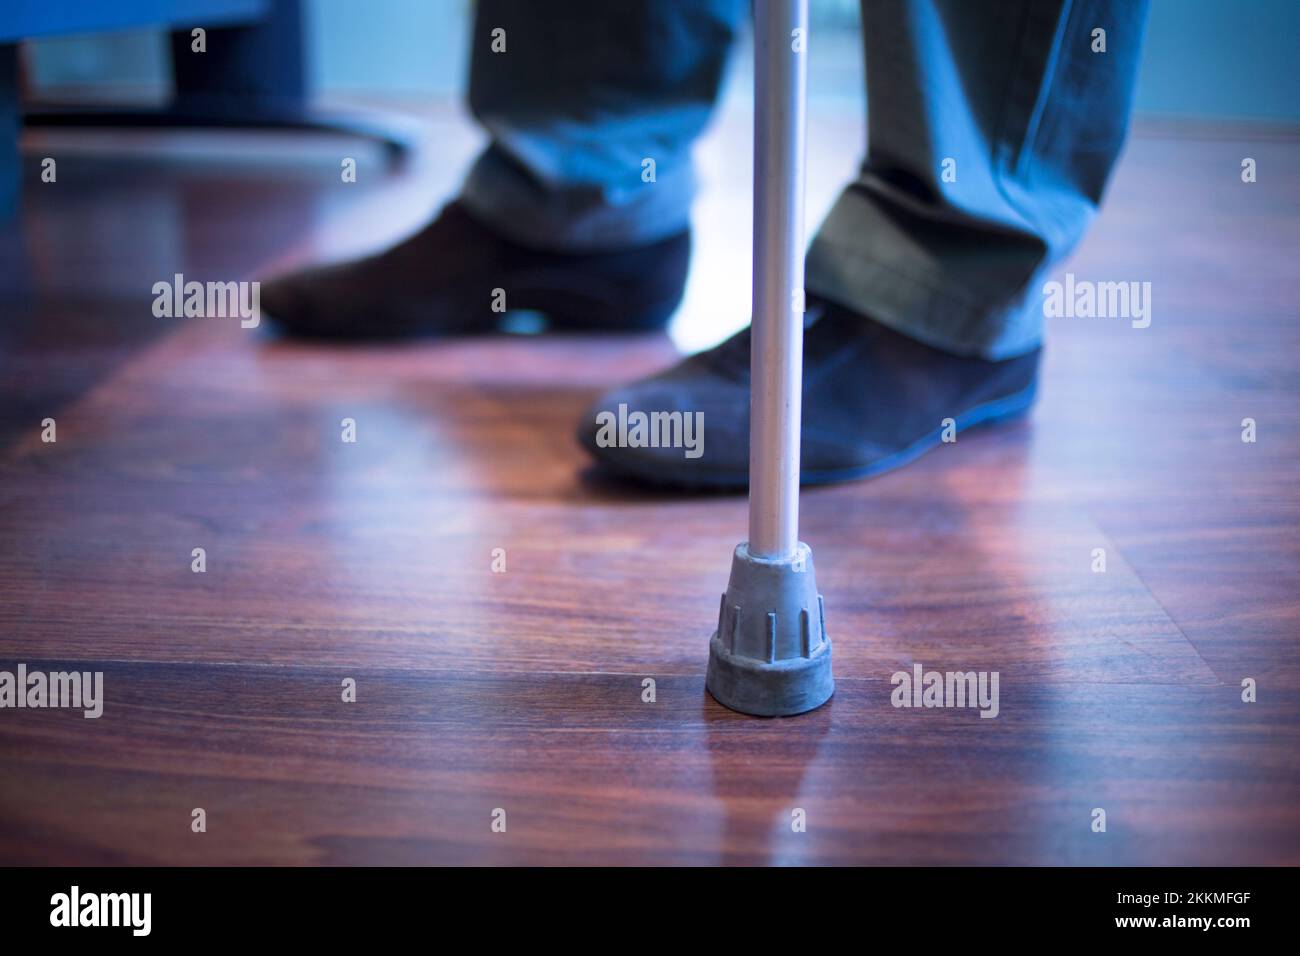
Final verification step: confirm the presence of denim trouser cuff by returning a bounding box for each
[461,143,697,252]
[806,186,1048,360]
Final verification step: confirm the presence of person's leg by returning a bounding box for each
[263,0,744,339]
[463,0,744,252]
[582,0,1149,487]
[807,0,1149,360]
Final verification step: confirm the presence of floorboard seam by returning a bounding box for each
[1085,506,1222,683]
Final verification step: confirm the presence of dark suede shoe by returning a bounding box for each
[579,299,1039,488]
[261,200,691,339]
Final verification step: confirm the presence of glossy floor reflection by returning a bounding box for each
[0,104,1297,863]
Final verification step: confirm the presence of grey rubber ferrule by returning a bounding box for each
[706,542,834,717]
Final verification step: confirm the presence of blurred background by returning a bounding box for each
[2,0,1300,351]
[24,0,1300,120]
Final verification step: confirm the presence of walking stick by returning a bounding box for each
[705,0,833,716]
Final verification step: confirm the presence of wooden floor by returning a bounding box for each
[1,107,1298,865]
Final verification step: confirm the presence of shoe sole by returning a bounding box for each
[584,380,1038,491]
[513,278,683,333]
[263,288,682,341]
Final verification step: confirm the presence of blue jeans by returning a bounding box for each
[460,0,1149,359]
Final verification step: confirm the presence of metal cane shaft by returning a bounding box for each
[748,0,808,560]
